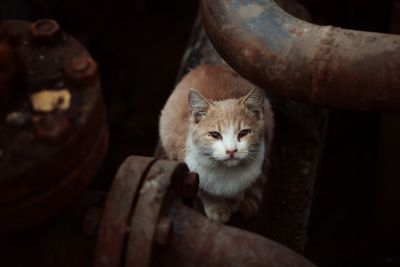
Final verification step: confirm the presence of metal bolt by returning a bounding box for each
[30,19,61,45]
[175,171,199,198]
[33,113,71,143]
[64,57,98,87]
[155,217,172,246]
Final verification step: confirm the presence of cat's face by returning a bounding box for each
[188,88,265,167]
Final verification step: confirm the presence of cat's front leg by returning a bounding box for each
[199,190,231,223]
[239,173,266,219]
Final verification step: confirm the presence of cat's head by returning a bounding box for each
[188,88,266,167]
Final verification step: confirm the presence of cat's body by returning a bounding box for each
[159,65,273,223]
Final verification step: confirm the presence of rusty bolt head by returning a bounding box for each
[33,113,71,143]
[65,57,98,87]
[175,171,199,198]
[155,217,172,246]
[30,19,61,45]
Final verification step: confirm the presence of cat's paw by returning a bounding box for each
[204,205,231,223]
[239,195,259,220]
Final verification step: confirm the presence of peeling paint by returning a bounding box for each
[31,89,71,112]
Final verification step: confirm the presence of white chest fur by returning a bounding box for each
[185,138,265,198]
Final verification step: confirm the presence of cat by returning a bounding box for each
[159,64,274,223]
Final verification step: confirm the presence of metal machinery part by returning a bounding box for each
[0,155,317,267]
[94,156,316,267]
[201,0,400,112]
[0,19,108,234]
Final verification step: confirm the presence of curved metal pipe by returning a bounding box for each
[94,156,316,267]
[201,0,400,112]
[156,202,316,267]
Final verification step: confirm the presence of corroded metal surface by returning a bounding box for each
[124,160,189,267]
[94,155,316,267]
[201,0,400,112]
[156,202,316,267]
[94,156,155,267]
[0,20,108,234]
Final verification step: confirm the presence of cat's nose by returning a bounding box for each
[226,149,238,158]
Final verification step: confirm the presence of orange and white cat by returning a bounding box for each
[159,65,274,223]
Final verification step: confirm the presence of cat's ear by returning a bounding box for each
[240,88,265,119]
[188,88,212,123]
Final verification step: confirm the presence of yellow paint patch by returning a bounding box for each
[31,89,71,112]
[238,4,264,20]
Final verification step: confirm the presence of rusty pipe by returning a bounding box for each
[156,202,316,267]
[201,0,400,112]
[94,156,316,267]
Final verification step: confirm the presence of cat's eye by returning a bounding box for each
[208,131,222,140]
[238,129,251,139]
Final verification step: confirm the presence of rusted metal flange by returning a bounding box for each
[94,156,156,267]
[94,156,198,267]
[94,156,316,267]
[201,0,400,112]
[0,20,108,234]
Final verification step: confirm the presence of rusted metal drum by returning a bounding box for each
[0,19,108,234]
[94,155,316,267]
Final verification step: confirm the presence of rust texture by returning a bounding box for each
[155,15,326,253]
[30,19,61,45]
[94,156,317,267]
[124,160,189,267]
[0,20,108,234]
[94,156,155,267]
[201,0,400,112]
[65,57,99,87]
[156,202,316,267]
[1,155,317,267]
